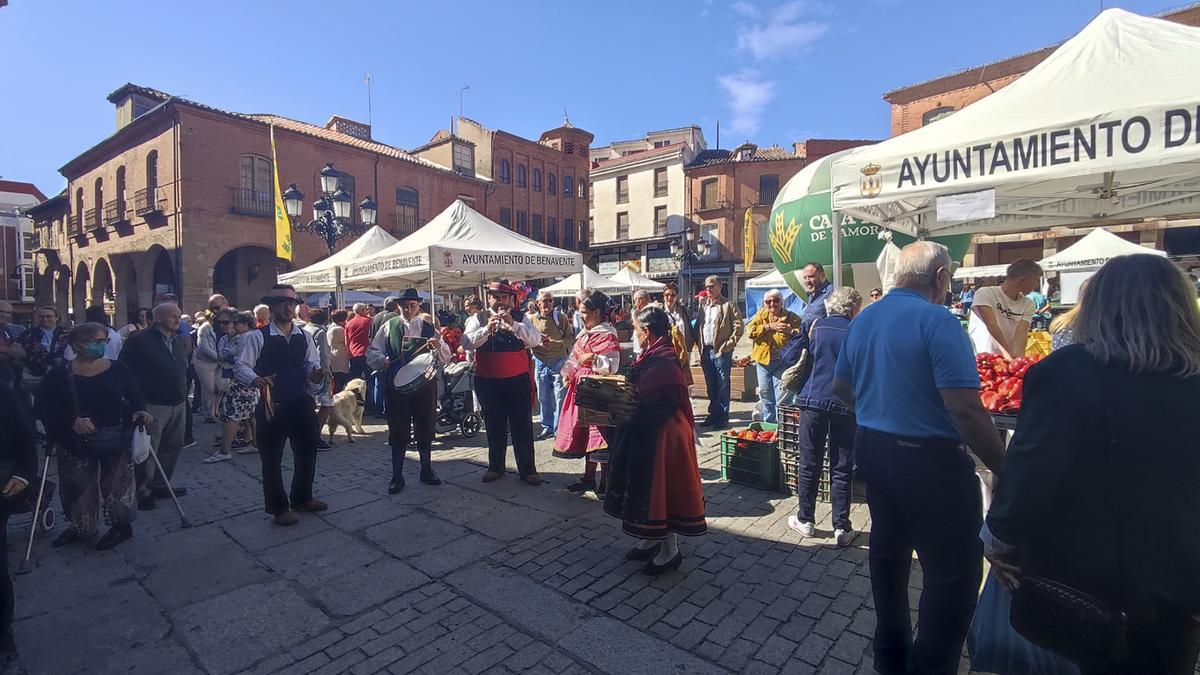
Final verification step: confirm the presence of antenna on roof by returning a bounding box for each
[363,74,374,128]
[457,86,470,132]
[716,120,720,150]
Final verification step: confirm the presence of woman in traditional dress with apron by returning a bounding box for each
[554,290,620,495]
[604,305,706,574]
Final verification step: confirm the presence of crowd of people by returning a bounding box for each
[0,242,1197,672]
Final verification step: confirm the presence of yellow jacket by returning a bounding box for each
[746,309,802,366]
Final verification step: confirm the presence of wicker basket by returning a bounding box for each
[576,375,637,427]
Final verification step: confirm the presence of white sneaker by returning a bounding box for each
[201,451,232,464]
[835,528,859,547]
[788,515,815,537]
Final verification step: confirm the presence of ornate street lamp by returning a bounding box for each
[671,228,711,310]
[283,162,377,307]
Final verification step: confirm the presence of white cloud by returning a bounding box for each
[716,71,776,136]
[732,1,759,18]
[735,1,828,62]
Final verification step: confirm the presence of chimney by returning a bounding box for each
[325,116,372,141]
[793,141,807,158]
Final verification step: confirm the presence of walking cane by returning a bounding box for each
[19,440,54,572]
[148,443,192,528]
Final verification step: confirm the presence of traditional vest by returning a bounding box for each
[474,309,530,379]
[253,326,311,402]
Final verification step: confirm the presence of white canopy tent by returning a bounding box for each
[830,10,1200,242]
[343,200,582,290]
[541,266,626,298]
[744,268,792,289]
[953,264,1010,281]
[278,225,398,292]
[608,267,666,292]
[1038,226,1165,272]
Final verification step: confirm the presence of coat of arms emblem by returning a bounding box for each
[860,164,882,198]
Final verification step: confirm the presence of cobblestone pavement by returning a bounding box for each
[6,398,949,674]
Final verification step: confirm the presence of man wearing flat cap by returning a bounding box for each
[462,280,543,485]
[234,284,328,526]
[367,288,450,493]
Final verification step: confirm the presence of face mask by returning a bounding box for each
[82,342,106,359]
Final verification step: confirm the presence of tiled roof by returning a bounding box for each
[686,146,796,167]
[103,83,459,174]
[591,144,684,171]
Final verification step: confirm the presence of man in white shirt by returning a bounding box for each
[630,289,651,356]
[63,305,124,361]
[235,284,327,526]
[461,281,543,485]
[698,275,744,428]
[966,259,1042,359]
[367,288,450,493]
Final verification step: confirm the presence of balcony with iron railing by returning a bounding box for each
[67,214,80,236]
[696,197,732,213]
[135,187,162,216]
[654,220,668,237]
[230,187,272,218]
[654,182,668,198]
[83,208,101,231]
[616,190,630,205]
[104,199,127,226]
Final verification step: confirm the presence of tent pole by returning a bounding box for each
[429,265,439,329]
[334,267,342,310]
[831,209,844,287]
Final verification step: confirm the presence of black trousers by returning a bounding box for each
[0,511,11,642]
[386,381,436,477]
[854,427,982,675]
[795,407,856,530]
[255,395,318,514]
[475,374,536,477]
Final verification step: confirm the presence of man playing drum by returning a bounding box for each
[367,288,451,494]
[461,280,543,485]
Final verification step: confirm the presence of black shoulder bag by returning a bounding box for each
[1010,369,1128,664]
[67,372,132,459]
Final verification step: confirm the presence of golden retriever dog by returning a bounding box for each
[328,378,368,443]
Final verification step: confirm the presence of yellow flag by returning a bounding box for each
[742,207,755,271]
[271,125,293,261]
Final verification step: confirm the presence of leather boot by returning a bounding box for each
[418,448,441,486]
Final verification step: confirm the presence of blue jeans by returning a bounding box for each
[533,355,566,434]
[854,427,982,675]
[755,359,790,424]
[368,369,387,418]
[700,346,732,423]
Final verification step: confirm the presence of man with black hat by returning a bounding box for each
[367,289,450,493]
[462,280,543,485]
[234,284,328,526]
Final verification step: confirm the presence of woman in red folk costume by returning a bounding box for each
[554,290,621,495]
[605,305,706,574]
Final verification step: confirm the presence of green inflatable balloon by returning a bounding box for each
[768,153,970,297]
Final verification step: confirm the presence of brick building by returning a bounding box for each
[26,83,496,323]
[427,116,594,254]
[682,143,803,298]
[881,3,1200,269]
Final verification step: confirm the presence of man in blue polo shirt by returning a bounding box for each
[832,241,1005,675]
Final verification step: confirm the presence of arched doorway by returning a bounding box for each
[212,245,277,309]
[112,255,140,326]
[71,262,90,323]
[148,246,176,303]
[93,258,115,323]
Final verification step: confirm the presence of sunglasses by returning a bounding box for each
[764,299,781,304]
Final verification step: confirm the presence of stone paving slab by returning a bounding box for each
[5,400,938,674]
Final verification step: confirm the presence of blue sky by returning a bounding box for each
[0,0,1180,195]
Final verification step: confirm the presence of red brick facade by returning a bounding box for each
[32,85,488,323]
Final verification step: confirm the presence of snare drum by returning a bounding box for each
[392,352,437,395]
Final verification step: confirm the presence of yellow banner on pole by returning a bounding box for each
[742,207,755,271]
[270,125,293,261]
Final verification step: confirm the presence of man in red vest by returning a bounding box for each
[462,280,543,485]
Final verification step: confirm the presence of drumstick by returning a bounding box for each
[263,381,275,420]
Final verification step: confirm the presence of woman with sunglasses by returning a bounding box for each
[746,288,802,424]
[554,290,621,495]
[36,322,151,550]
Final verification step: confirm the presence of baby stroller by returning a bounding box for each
[435,360,481,438]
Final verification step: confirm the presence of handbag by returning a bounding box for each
[1009,370,1128,665]
[67,372,132,459]
[969,571,1080,675]
[781,347,812,393]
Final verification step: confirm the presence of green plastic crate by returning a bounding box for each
[719,422,780,491]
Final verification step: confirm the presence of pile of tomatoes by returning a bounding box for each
[724,428,778,442]
[977,352,1042,414]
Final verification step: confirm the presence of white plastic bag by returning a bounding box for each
[131,427,152,464]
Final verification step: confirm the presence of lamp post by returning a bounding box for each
[282,163,377,308]
[670,228,710,312]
